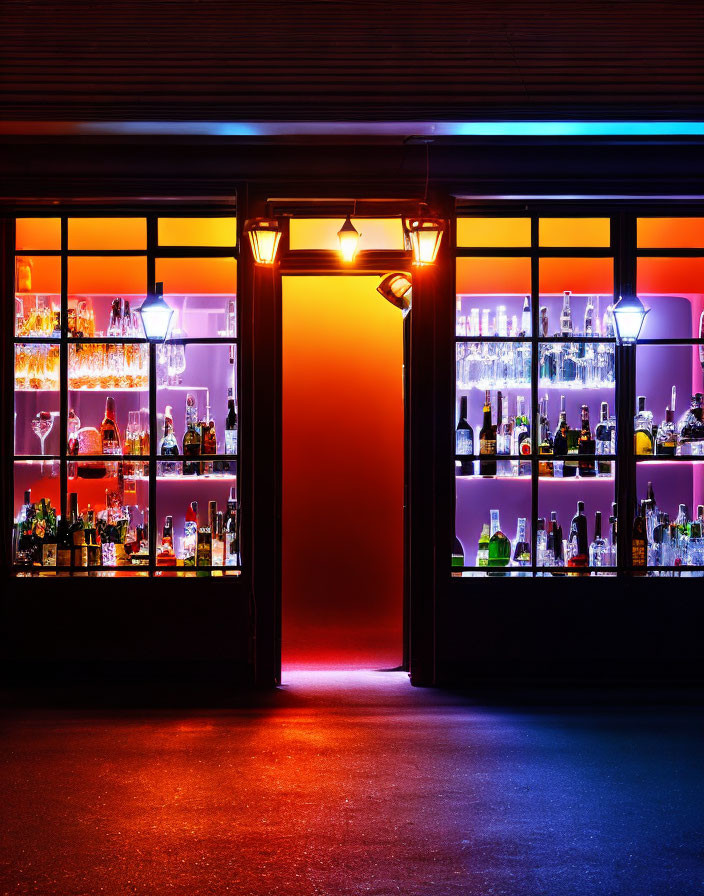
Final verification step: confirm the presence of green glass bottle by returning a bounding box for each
[477,523,490,567]
[488,509,511,574]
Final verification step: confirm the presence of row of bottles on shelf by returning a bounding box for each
[13,489,239,573]
[452,501,617,574]
[60,392,236,479]
[634,389,704,456]
[456,293,615,339]
[631,483,704,572]
[14,343,149,392]
[456,391,615,478]
[457,343,614,392]
[456,294,616,389]
[159,390,237,475]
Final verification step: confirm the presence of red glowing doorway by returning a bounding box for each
[281,275,405,671]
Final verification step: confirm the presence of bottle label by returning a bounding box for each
[632,540,647,566]
[480,439,496,454]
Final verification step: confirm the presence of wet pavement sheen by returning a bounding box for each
[1,670,704,895]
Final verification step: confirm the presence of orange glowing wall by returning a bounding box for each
[281,276,404,668]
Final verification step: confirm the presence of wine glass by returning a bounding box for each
[31,410,56,475]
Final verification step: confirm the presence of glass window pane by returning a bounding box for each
[67,257,147,336]
[68,218,147,250]
[66,462,151,575]
[635,464,704,575]
[158,217,237,246]
[13,462,61,571]
[289,218,404,251]
[15,256,61,337]
[156,343,239,574]
[457,217,531,248]
[14,344,60,456]
[456,256,531,297]
[637,218,704,249]
[156,258,237,339]
[538,218,610,248]
[538,257,613,296]
[637,258,704,340]
[15,218,61,250]
[455,473,533,576]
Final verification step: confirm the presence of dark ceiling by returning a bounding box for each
[1,0,703,124]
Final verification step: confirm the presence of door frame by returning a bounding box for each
[277,246,412,680]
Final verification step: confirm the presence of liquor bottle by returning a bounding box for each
[452,535,464,576]
[547,510,564,572]
[212,508,225,568]
[536,518,547,570]
[479,390,496,476]
[67,408,81,479]
[560,290,573,336]
[225,387,238,456]
[538,396,554,477]
[56,516,72,570]
[512,518,531,572]
[609,502,618,568]
[540,305,549,338]
[488,509,511,574]
[514,395,531,476]
[156,515,177,575]
[202,420,217,475]
[553,396,573,476]
[584,296,595,337]
[14,490,35,564]
[588,511,608,567]
[455,395,474,476]
[677,393,704,454]
[595,401,613,475]
[68,492,87,572]
[183,394,200,475]
[631,500,649,573]
[496,391,510,457]
[100,396,121,479]
[225,488,239,567]
[476,523,490,568]
[159,405,179,476]
[520,295,531,337]
[567,501,589,571]
[183,501,198,565]
[577,404,596,477]
[196,528,212,577]
[634,395,654,455]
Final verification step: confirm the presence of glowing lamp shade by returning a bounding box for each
[404,216,444,265]
[377,272,413,316]
[613,294,649,343]
[138,281,173,341]
[245,218,282,265]
[337,215,361,262]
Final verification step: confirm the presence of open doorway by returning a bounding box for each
[281,275,406,671]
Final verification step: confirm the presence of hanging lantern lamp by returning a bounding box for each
[245,218,282,265]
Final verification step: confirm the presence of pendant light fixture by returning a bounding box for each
[613,294,649,343]
[404,215,445,266]
[337,213,361,262]
[404,143,445,265]
[245,218,282,265]
[138,281,173,342]
[377,272,413,316]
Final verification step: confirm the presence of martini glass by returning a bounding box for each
[31,410,56,475]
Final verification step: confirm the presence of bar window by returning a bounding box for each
[637,218,704,249]
[15,218,61,251]
[68,218,147,251]
[11,216,240,577]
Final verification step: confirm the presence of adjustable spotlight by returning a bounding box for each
[377,273,413,316]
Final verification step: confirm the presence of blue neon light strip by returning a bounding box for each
[1,120,704,137]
